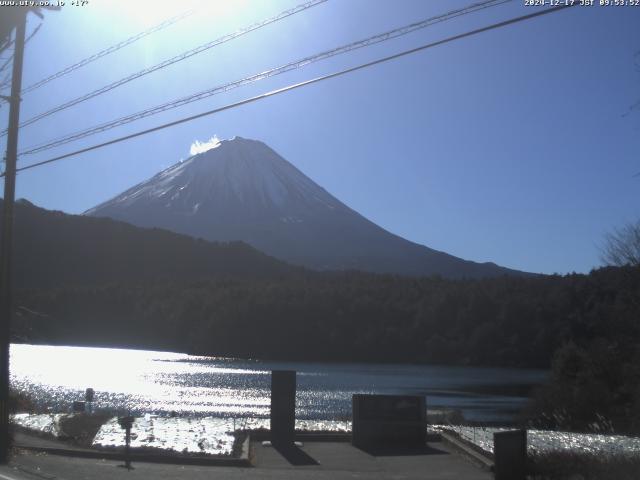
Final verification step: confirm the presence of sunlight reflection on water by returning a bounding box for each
[433,425,640,457]
[10,344,546,422]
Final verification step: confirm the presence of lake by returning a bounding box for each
[10,343,547,423]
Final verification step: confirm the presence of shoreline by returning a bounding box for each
[9,340,552,371]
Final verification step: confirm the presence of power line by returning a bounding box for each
[4,9,194,96]
[6,3,577,178]
[23,22,42,47]
[0,53,13,77]
[0,24,39,78]
[0,74,10,91]
[3,0,327,134]
[0,24,40,113]
[0,43,15,76]
[0,39,13,55]
[19,0,510,157]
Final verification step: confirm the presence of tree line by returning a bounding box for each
[13,265,640,432]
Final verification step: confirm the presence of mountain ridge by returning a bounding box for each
[86,136,531,279]
[1,198,295,289]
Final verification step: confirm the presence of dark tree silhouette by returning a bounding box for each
[601,220,640,267]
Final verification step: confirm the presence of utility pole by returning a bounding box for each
[0,8,27,464]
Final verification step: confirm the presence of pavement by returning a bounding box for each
[1,432,493,479]
[12,433,92,453]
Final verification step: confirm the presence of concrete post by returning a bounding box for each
[270,370,296,445]
[494,429,527,480]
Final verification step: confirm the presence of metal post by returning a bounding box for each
[0,9,27,464]
[124,425,132,470]
[118,415,134,470]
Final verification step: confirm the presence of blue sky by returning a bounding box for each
[1,0,638,275]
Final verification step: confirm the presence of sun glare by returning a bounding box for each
[104,0,250,28]
[115,0,192,27]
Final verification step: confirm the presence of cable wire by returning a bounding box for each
[4,0,327,134]
[6,3,577,177]
[0,43,15,76]
[0,39,14,59]
[0,23,40,79]
[0,53,13,77]
[18,9,194,95]
[19,0,510,157]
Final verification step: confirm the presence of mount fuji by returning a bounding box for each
[86,137,525,278]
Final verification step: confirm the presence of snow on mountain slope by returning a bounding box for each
[86,137,527,278]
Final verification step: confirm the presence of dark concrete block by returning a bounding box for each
[493,429,527,480]
[352,394,426,449]
[271,370,296,445]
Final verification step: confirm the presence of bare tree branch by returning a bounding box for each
[601,220,640,267]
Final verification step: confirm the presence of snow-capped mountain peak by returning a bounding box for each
[86,137,525,278]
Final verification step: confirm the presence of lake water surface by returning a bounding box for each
[10,344,547,422]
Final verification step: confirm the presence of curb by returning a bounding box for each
[13,435,252,468]
[249,431,351,442]
[439,431,494,471]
